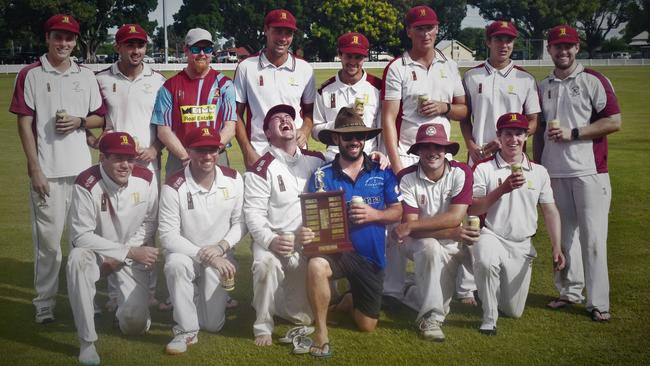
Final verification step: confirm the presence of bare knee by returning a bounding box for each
[308,257,332,280]
[355,312,378,332]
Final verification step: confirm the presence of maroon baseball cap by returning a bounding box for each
[547,24,580,45]
[184,127,223,149]
[496,112,529,131]
[44,14,80,35]
[115,24,148,44]
[486,20,518,38]
[405,5,439,27]
[337,32,369,56]
[263,104,296,131]
[407,124,459,156]
[99,132,138,156]
[264,9,297,31]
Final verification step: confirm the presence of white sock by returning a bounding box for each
[79,340,100,365]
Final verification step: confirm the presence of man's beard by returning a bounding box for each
[339,143,364,162]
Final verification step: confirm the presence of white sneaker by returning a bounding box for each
[165,332,198,355]
[417,313,445,342]
[35,306,55,324]
[79,340,100,365]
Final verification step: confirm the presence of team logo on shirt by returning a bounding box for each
[143,83,153,94]
[365,176,384,187]
[439,69,447,79]
[289,77,299,86]
[220,187,230,199]
[180,104,217,123]
[72,81,82,92]
[570,85,580,97]
[132,192,140,204]
[507,85,516,94]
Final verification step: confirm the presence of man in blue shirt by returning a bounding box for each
[299,107,402,357]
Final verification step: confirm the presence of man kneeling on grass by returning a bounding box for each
[298,108,402,357]
[67,132,158,365]
[470,113,565,335]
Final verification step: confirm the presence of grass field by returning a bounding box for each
[0,66,649,365]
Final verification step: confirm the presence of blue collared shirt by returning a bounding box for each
[308,154,402,269]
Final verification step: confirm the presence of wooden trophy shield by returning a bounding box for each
[300,190,353,257]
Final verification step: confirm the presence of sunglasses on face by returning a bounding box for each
[340,132,367,141]
[189,46,214,55]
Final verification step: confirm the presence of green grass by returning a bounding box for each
[1,66,649,365]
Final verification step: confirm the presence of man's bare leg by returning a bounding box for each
[254,334,273,346]
[308,258,333,347]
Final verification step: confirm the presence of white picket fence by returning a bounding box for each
[1,58,649,74]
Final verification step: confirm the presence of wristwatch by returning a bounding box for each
[571,127,580,141]
[444,102,452,115]
[78,117,87,130]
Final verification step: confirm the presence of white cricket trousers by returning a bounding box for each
[29,176,75,312]
[383,154,420,299]
[67,248,150,342]
[251,243,312,336]
[551,174,611,312]
[164,253,228,334]
[399,237,462,322]
[472,230,533,328]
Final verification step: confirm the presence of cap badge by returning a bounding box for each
[62,16,70,24]
[129,26,137,33]
[419,9,426,16]
[559,27,567,36]
[281,12,287,20]
[501,21,508,28]
[202,128,211,136]
[351,35,359,45]
[425,125,437,136]
[510,114,518,121]
[120,135,130,145]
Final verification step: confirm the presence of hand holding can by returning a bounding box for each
[417,94,430,116]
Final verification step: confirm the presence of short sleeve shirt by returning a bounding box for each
[307,155,402,269]
[539,64,620,177]
[463,61,541,148]
[10,55,106,178]
[151,68,237,146]
[96,63,166,171]
[381,50,464,156]
[314,71,382,157]
[234,51,316,154]
[473,153,554,242]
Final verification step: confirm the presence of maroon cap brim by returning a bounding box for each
[338,47,368,56]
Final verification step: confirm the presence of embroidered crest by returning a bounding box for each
[425,125,437,136]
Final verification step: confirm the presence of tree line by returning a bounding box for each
[1,0,648,62]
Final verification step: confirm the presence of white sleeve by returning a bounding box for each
[473,165,488,198]
[524,77,541,115]
[312,93,328,141]
[70,185,129,261]
[244,171,276,249]
[538,168,555,204]
[301,66,317,104]
[124,183,159,247]
[222,173,247,248]
[88,74,104,113]
[400,176,418,210]
[158,185,201,259]
[233,63,247,104]
[382,63,403,101]
[452,64,465,98]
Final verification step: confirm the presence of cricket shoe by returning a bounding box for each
[417,311,445,342]
[165,331,198,355]
[35,306,55,324]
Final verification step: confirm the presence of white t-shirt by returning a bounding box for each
[313,70,382,159]
[463,61,540,149]
[381,49,464,156]
[234,51,316,153]
[473,153,554,243]
[539,64,621,178]
[10,55,106,178]
[96,63,166,171]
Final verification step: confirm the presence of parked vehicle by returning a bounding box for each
[215,50,238,63]
[611,52,631,59]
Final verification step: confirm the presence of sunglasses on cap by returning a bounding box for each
[189,46,214,55]
[340,132,367,141]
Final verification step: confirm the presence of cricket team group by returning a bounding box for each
[9,4,621,364]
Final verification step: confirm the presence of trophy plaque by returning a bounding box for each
[299,168,353,256]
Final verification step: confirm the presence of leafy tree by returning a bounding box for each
[623,0,650,41]
[456,27,487,60]
[469,0,589,58]
[600,37,630,53]
[576,0,632,58]
[153,24,184,57]
[309,0,401,61]
[2,0,157,61]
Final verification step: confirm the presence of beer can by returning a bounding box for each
[511,162,522,174]
[354,97,365,115]
[280,231,295,257]
[466,215,480,230]
[221,275,235,291]
[56,109,67,121]
[351,196,364,205]
[417,94,429,114]
[547,119,560,129]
